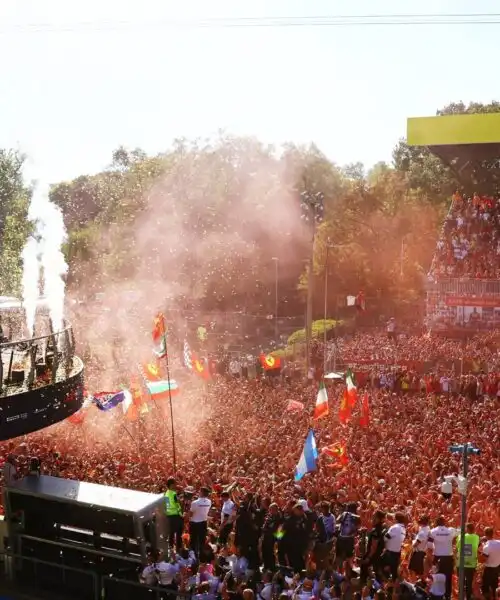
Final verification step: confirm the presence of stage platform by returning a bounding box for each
[0,325,84,440]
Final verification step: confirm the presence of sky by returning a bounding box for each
[1,0,500,184]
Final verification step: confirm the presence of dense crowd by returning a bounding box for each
[429,192,500,281]
[331,329,500,367]
[1,335,499,599]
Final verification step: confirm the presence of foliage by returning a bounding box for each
[0,150,31,296]
[287,319,341,346]
[2,100,499,322]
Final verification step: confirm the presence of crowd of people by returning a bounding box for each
[429,192,500,281]
[330,328,500,367]
[1,325,499,599]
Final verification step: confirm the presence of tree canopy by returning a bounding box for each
[0,150,32,296]
[2,101,500,323]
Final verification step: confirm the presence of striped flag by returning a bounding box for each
[313,381,329,419]
[183,340,193,371]
[345,369,357,407]
[294,430,318,481]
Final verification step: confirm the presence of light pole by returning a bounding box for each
[323,240,333,374]
[448,442,481,600]
[271,257,279,343]
[300,191,324,377]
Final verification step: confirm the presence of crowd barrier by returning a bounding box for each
[0,551,192,600]
[426,278,500,295]
[333,358,490,377]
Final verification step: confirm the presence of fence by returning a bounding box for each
[0,324,76,395]
[0,552,191,600]
[426,278,500,296]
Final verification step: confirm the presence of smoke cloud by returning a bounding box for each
[21,237,40,337]
[69,139,305,389]
[22,183,68,335]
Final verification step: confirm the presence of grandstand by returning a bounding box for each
[408,113,500,333]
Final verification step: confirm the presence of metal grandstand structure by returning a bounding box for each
[0,297,84,439]
[407,113,500,332]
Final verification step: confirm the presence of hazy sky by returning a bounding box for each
[1,0,499,183]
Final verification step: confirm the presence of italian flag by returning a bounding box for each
[346,368,357,407]
[313,381,329,420]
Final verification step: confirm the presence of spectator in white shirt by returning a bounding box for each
[175,548,196,569]
[228,547,249,578]
[429,516,458,600]
[219,491,236,546]
[258,571,274,600]
[428,562,447,600]
[154,550,179,589]
[229,360,241,378]
[383,512,407,580]
[480,527,500,600]
[189,487,212,558]
[409,515,431,576]
[140,554,158,586]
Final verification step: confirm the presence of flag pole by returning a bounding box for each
[161,315,177,473]
[121,423,138,447]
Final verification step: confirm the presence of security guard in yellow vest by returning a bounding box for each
[456,522,480,600]
[164,477,184,551]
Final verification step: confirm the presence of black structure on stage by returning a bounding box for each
[4,475,167,598]
[0,296,84,439]
[429,143,500,194]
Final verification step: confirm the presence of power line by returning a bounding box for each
[1,13,500,34]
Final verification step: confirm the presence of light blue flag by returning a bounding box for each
[294,429,319,481]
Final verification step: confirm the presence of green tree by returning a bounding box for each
[0,150,31,296]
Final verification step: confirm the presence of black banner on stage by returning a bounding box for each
[0,366,84,441]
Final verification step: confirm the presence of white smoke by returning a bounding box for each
[21,237,41,337]
[21,183,68,335]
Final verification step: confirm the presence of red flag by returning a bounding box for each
[338,389,352,424]
[192,355,211,381]
[260,353,281,371]
[141,362,162,382]
[322,442,349,466]
[127,376,146,421]
[359,391,370,429]
[67,411,86,425]
[286,399,305,412]
[152,313,166,343]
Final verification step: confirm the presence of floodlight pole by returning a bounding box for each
[449,442,480,600]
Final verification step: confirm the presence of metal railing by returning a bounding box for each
[426,278,500,295]
[0,324,76,395]
[0,552,99,599]
[103,575,192,600]
[0,552,192,600]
